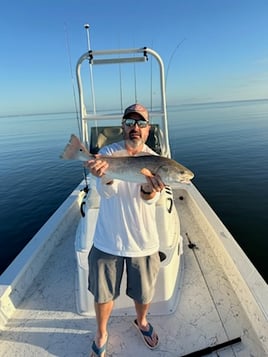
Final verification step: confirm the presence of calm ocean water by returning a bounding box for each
[0,100,268,282]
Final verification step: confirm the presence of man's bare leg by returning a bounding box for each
[134,301,159,347]
[91,300,113,356]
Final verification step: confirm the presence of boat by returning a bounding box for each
[0,38,267,357]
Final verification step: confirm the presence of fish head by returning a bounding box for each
[156,160,194,184]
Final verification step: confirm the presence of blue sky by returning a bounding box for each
[1,0,268,115]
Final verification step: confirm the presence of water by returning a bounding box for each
[0,101,267,282]
[0,113,83,271]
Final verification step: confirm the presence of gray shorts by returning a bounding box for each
[88,246,160,304]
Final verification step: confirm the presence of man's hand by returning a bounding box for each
[85,157,109,177]
[140,174,165,200]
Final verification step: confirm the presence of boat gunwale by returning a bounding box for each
[175,183,268,351]
[0,183,84,329]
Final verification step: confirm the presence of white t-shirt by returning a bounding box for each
[93,141,160,257]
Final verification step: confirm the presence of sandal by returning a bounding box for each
[91,338,107,357]
[133,319,159,349]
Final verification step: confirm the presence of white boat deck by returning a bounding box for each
[0,188,266,357]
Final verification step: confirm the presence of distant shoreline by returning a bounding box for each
[1,98,268,118]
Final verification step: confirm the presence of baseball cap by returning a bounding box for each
[123,103,149,122]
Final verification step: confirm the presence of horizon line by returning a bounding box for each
[1,98,268,118]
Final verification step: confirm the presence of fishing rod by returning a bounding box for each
[165,38,186,89]
[64,23,81,138]
[64,23,89,195]
[84,24,96,115]
[180,336,241,357]
[117,36,124,112]
[75,23,97,195]
[133,42,138,104]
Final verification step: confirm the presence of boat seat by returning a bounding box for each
[90,125,162,154]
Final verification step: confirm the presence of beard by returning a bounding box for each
[123,129,144,148]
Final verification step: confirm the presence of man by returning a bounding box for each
[87,103,165,357]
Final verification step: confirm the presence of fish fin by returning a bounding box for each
[155,165,169,175]
[60,134,91,160]
[140,168,154,178]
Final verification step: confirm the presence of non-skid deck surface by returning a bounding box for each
[0,195,264,356]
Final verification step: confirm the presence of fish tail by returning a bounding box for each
[60,134,92,161]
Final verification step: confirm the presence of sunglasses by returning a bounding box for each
[123,118,149,128]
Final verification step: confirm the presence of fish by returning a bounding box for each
[60,134,194,184]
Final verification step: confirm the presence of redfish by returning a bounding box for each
[60,134,194,184]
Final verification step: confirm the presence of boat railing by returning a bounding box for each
[76,47,171,158]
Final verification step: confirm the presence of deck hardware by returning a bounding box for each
[188,242,197,249]
[185,232,198,250]
[165,185,173,195]
[167,197,173,213]
[80,201,86,217]
[159,251,167,262]
[80,187,89,217]
[180,336,241,356]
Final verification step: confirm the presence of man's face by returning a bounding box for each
[122,113,150,147]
